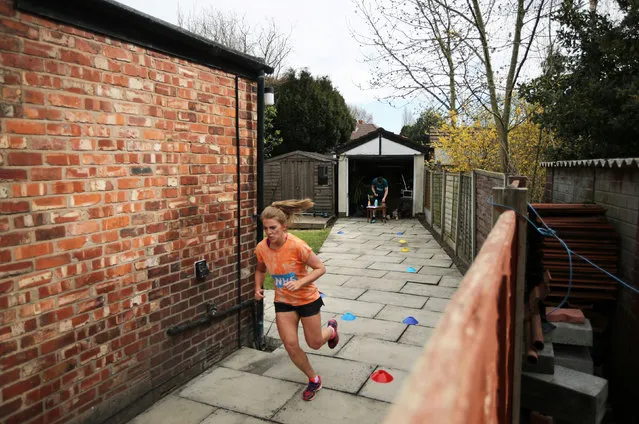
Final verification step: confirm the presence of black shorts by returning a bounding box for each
[274,297,324,317]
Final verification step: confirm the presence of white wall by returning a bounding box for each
[413,155,424,215]
[337,156,349,216]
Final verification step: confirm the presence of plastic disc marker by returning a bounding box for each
[401,247,410,252]
[403,316,419,325]
[399,239,407,244]
[337,231,344,234]
[341,312,356,321]
[371,370,394,383]
[406,267,417,273]
[319,292,326,298]
[396,232,404,235]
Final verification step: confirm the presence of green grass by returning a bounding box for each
[263,228,331,290]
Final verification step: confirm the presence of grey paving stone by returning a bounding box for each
[376,305,444,328]
[328,267,387,277]
[398,325,435,347]
[386,251,435,260]
[218,347,288,375]
[322,297,385,318]
[401,283,457,299]
[317,253,361,262]
[273,387,389,424]
[417,259,453,268]
[337,315,408,341]
[368,262,424,273]
[317,273,350,286]
[268,327,355,358]
[316,285,366,300]
[337,336,423,372]
[360,249,396,257]
[179,368,300,419]
[325,259,375,269]
[321,246,380,255]
[357,290,427,309]
[130,395,214,424]
[201,409,270,424]
[439,275,464,287]
[343,276,406,292]
[424,297,450,312]
[416,266,462,276]
[359,366,410,403]
[356,255,405,264]
[263,353,376,393]
[384,271,441,285]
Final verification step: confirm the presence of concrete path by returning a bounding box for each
[129,218,464,424]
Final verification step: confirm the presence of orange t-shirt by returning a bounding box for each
[255,233,320,306]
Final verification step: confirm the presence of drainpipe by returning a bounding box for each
[255,72,266,350]
[235,76,242,349]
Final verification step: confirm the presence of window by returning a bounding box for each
[318,165,329,186]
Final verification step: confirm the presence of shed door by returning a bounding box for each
[281,160,314,200]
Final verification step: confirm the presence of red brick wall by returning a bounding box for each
[0,2,258,423]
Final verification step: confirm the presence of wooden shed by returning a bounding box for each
[264,151,336,215]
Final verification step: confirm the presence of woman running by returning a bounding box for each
[254,198,339,401]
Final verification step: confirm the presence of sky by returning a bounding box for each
[117,0,411,133]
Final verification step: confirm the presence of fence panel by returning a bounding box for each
[443,173,459,248]
[456,173,474,266]
[432,172,443,230]
[384,210,518,424]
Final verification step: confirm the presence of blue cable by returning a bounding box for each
[486,197,639,312]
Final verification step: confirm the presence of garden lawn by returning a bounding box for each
[263,228,331,290]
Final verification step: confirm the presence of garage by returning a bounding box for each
[336,128,428,218]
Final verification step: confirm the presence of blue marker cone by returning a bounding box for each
[406,267,417,273]
[337,231,344,234]
[403,316,419,325]
[397,232,404,235]
[341,312,356,321]
[320,292,326,298]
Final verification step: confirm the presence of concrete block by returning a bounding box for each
[201,409,271,424]
[337,336,423,372]
[546,319,593,347]
[263,353,376,394]
[522,365,608,424]
[523,342,555,375]
[179,368,300,419]
[129,395,214,424]
[554,344,594,375]
[398,325,435,347]
[273,387,389,424]
[357,290,427,309]
[359,366,410,403]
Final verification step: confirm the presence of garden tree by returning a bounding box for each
[354,0,551,172]
[400,108,445,144]
[271,70,355,155]
[520,1,639,159]
[348,104,375,123]
[176,8,292,77]
[264,105,283,158]
[434,103,555,201]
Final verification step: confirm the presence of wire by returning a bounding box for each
[486,197,639,312]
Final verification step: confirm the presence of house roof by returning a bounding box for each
[266,150,334,163]
[541,157,639,168]
[351,122,378,140]
[15,0,274,78]
[337,127,429,155]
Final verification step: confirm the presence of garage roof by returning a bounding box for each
[336,128,428,156]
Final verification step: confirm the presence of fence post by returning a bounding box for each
[492,183,527,424]
[441,170,447,237]
[455,173,462,255]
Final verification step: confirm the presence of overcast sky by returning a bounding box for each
[117,0,411,133]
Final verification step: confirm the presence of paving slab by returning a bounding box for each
[322,297,385,318]
[179,367,300,419]
[317,273,350,286]
[439,275,464,287]
[401,282,457,299]
[398,325,434,347]
[343,276,407,292]
[317,253,361,262]
[416,265,462,276]
[328,267,387,278]
[263,353,376,393]
[201,409,270,424]
[268,329,355,358]
[376,305,444,328]
[359,366,410,403]
[356,254,406,264]
[316,285,366,300]
[337,336,423,372]
[384,271,441,285]
[273,387,389,424]
[218,347,288,375]
[324,259,375,269]
[368,262,424,273]
[424,297,450,312]
[129,395,214,424]
[413,259,453,268]
[357,290,427,309]
[336,314,408,341]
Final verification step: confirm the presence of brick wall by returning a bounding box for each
[474,170,505,255]
[0,2,258,423]
[546,164,639,422]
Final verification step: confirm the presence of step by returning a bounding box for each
[545,319,593,347]
[522,365,608,424]
[553,344,594,375]
[522,342,555,375]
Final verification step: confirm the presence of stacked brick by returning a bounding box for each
[0,1,258,423]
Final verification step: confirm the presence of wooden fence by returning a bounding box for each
[386,183,527,423]
[424,169,506,268]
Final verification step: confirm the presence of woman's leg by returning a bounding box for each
[276,311,316,379]
[300,312,332,350]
